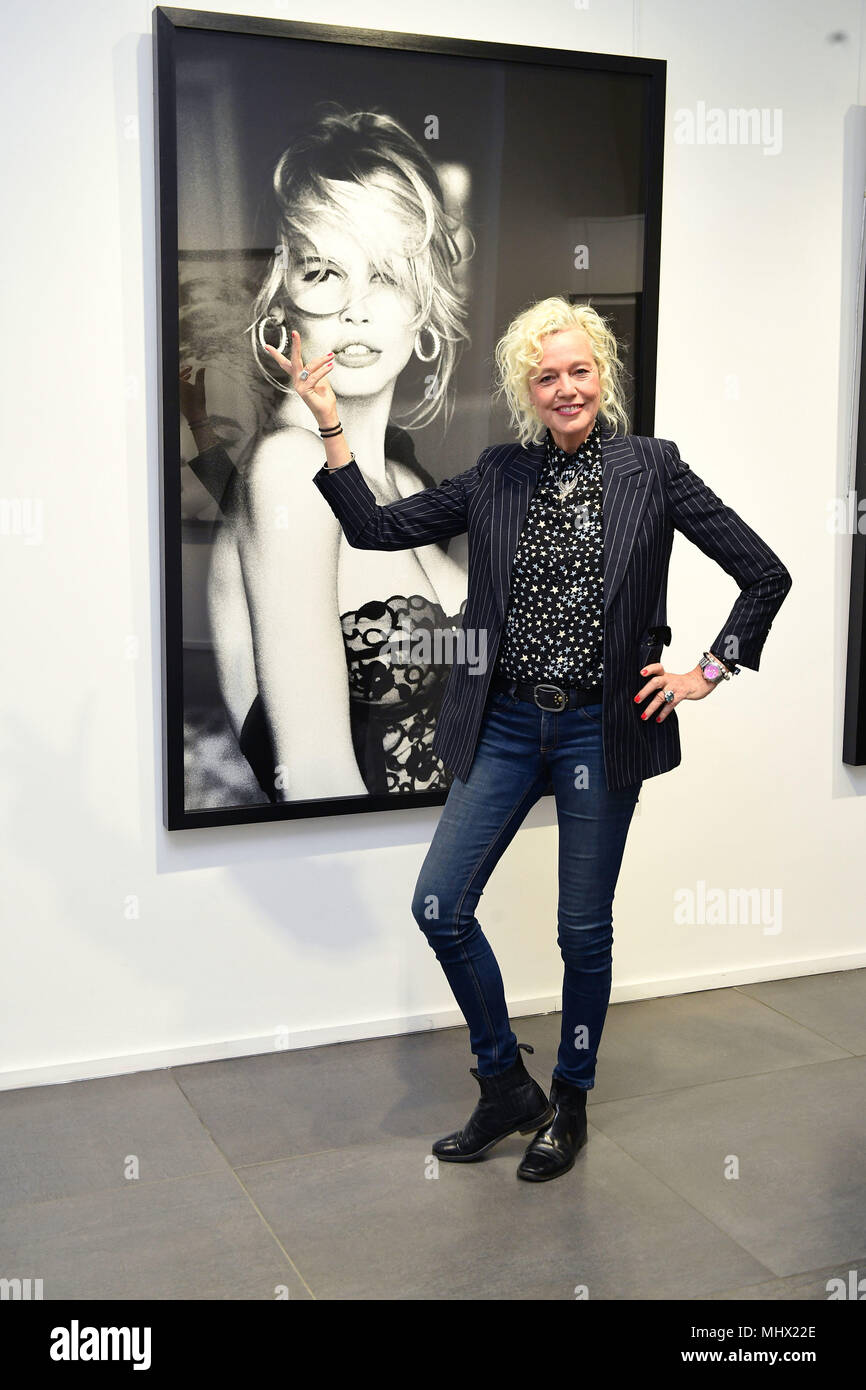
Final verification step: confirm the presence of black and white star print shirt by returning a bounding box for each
[494,418,604,691]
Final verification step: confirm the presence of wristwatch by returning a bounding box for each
[699,651,737,683]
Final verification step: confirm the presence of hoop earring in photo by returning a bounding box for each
[257,314,288,356]
[414,325,441,362]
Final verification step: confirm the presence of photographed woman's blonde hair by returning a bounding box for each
[251,103,473,430]
[493,297,631,446]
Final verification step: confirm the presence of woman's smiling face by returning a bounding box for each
[286,222,418,397]
[527,327,601,450]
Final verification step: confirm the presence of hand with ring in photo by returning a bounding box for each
[264,330,337,428]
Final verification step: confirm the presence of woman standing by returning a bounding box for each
[276,296,792,1183]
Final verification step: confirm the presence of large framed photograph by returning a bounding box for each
[843,241,866,770]
[154,6,666,829]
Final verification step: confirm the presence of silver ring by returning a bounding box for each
[299,368,309,381]
[663,689,675,703]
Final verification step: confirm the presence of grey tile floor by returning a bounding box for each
[1,970,864,1301]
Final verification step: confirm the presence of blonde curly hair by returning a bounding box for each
[493,297,631,446]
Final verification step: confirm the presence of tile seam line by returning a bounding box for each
[684,1249,866,1303]
[732,985,862,1056]
[168,1071,317,1300]
[584,1121,779,1286]
[589,1051,861,1110]
[226,1163,317,1301]
[0,1165,240,1218]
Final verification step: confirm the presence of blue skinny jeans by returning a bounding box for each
[411,684,642,1089]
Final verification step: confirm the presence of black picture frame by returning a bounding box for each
[153,6,666,829]
[843,246,866,768]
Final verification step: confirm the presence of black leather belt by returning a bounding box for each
[490,670,602,712]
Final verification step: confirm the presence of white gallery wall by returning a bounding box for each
[2,0,865,1088]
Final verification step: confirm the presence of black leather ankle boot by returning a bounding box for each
[433,1043,555,1162]
[516,1074,588,1182]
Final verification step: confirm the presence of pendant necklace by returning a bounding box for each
[554,456,586,502]
[550,425,595,502]
[555,470,581,501]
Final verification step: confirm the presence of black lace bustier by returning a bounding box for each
[188,430,465,803]
[340,594,468,794]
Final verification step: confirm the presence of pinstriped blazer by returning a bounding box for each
[313,425,792,791]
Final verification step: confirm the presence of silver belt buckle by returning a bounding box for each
[533,681,567,711]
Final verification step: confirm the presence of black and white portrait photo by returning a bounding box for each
[156,10,664,828]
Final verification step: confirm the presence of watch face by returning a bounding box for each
[704,663,721,680]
